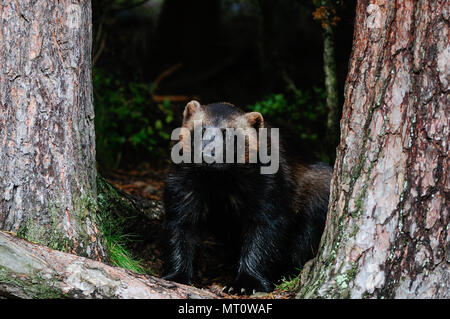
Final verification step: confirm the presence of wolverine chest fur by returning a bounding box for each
[174,166,277,225]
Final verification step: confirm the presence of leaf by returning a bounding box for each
[154,120,163,130]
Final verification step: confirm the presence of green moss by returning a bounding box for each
[296,259,328,299]
[72,191,107,253]
[346,263,358,281]
[16,217,43,242]
[350,224,359,238]
[16,203,72,252]
[73,193,97,222]
[16,187,107,257]
[302,271,326,298]
[0,266,64,299]
[335,274,348,289]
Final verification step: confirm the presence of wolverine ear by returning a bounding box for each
[183,100,201,121]
[245,112,264,129]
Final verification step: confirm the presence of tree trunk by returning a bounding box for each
[298,0,449,298]
[0,1,106,260]
[323,23,339,161]
[0,231,218,299]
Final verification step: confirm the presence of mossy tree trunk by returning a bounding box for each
[313,0,341,161]
[298,0,449,298]
[0,0,106,260]
[322,22,339,161]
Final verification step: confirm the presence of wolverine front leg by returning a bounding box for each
[231,216,288,294]
[162,187,203,285]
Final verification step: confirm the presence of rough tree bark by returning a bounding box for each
[0,1,106,259]
[298,0,449,298]
[0,231,217,299]
[314,0,341,160]
[323,23,339,159]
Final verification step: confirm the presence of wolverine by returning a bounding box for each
[162,100,332,293]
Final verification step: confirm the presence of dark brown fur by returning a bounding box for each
[162,101,332,293]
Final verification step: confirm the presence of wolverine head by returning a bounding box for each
[171,101,279,174]
[171,100,279,174]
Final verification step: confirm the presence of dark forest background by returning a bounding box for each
[91,0,356,172]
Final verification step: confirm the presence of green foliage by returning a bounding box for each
[248,86,327,142]
[96,178,154,275]
[247,86,330,162]
[98,193,150,275]
[276,273,302,293]
[101,216,149,275]
[93,67,173,169]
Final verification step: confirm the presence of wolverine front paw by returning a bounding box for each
[223,273,273,295]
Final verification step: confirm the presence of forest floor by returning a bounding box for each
[104,165,297,299]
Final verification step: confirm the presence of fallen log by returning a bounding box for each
[0,231,218,299]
